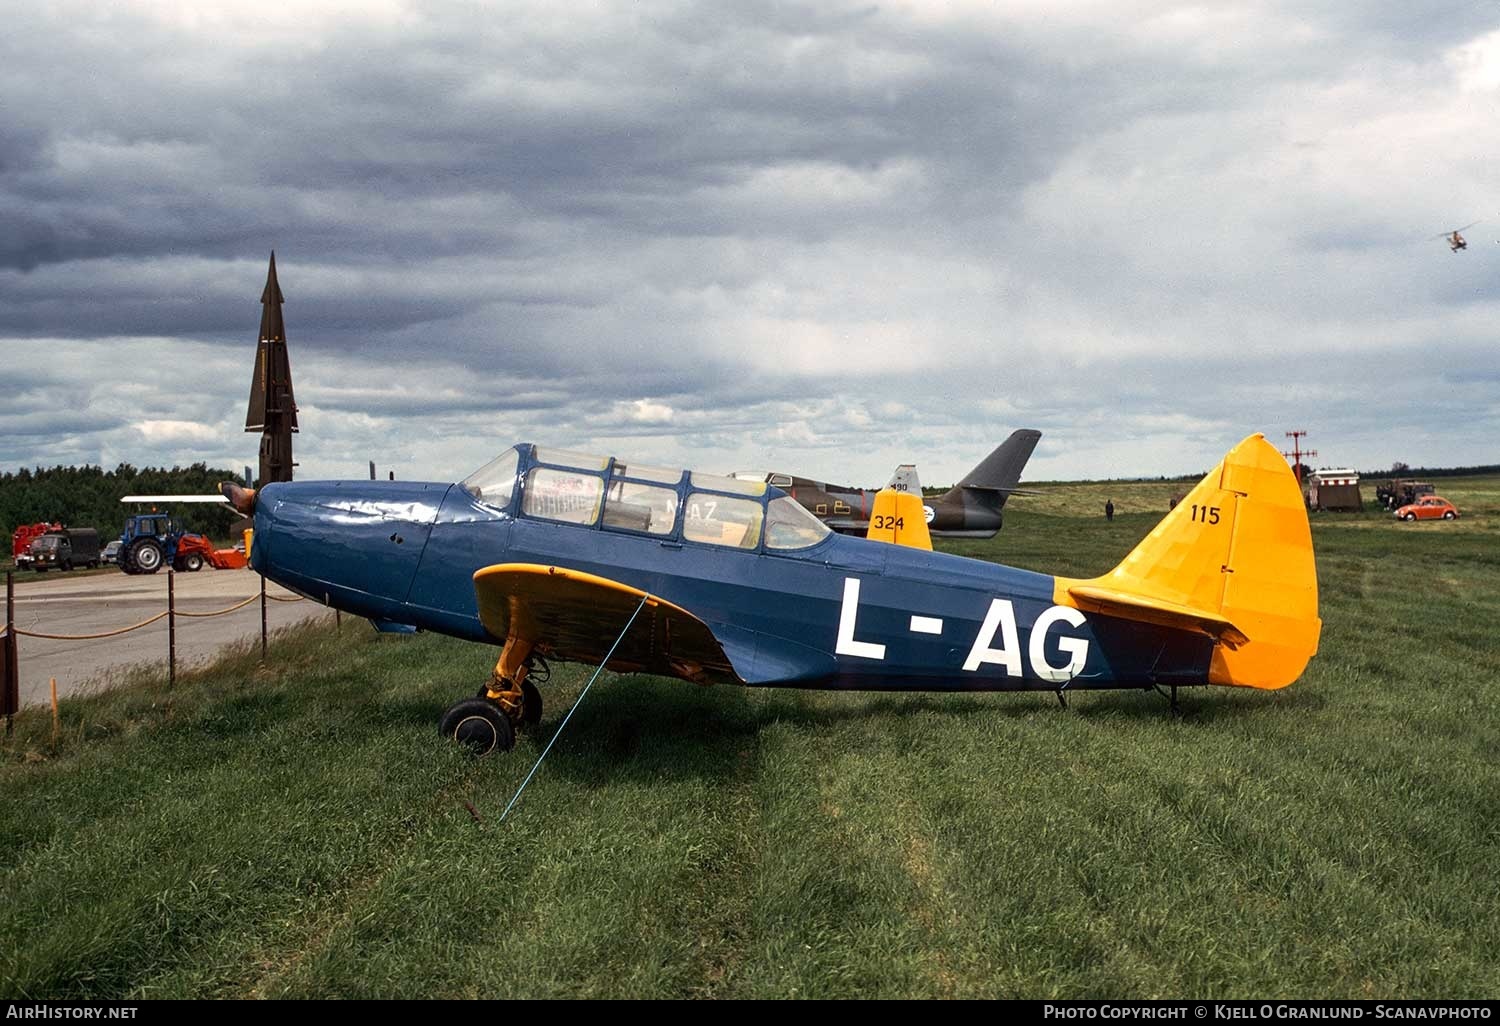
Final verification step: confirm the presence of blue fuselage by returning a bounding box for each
[251,478,1214,692]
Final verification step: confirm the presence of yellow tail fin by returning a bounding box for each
[1054,433,1320,689]
[867,488,933,549]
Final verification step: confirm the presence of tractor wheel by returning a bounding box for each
[129,539,165,574]
[183,553,204,572]
[438,698,516,756]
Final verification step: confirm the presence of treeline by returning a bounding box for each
[1359,464,1500,480]
[2,464,247,545]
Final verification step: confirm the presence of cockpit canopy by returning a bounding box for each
[460,443,831,551]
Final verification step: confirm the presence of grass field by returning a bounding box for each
[3,477,1497,999]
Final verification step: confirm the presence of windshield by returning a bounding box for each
[461,447,521,510]
[764,496,832,550]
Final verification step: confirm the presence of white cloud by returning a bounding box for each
[133,419,220,443]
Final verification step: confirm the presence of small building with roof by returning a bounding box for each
[1307,468,1362,512]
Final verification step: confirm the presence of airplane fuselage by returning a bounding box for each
[252,475,1212,694]
[775,477,1004,539]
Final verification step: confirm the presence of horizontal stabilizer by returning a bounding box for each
[1066,585,1248,647]
[963,485,1042,496]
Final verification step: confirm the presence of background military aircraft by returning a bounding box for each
[737,429,1042,539]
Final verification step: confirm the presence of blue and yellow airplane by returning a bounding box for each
[224,433,1320,755]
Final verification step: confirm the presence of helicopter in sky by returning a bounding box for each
[1433,222,1478,252]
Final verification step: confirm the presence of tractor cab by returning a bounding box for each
[129,515,175,539]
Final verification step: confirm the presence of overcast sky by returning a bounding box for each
[2,0,1497,487]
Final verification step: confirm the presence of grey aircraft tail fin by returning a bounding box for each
[883,463,922,494]
[954,429,1042,493]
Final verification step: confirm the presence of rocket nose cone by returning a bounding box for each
[220,482,258,516]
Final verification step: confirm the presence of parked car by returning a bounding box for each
[101,539,123,565]
[1393,496,1459,522]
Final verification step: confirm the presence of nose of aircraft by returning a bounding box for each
[224,479,451,621]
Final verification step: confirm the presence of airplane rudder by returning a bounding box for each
[867,489,932,549]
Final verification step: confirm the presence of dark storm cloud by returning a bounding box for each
[1,1,1496,480]
[0,0,1121,277]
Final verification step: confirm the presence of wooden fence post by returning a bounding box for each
[260,574,267,661]
[167,570,176,689]
[3,571,17,737]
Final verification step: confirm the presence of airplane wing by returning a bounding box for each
[472,563,743,685]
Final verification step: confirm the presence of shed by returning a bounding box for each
[1308,468,1362,512]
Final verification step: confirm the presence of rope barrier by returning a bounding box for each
[174,595,261,618]
[14,589,310,638]
[17,611,169,641]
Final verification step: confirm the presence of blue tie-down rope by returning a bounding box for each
[500,592,650,822]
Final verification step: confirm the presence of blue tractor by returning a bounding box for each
[117,513,210,575]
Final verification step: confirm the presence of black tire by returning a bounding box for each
[1402,512,1416,522]
[129,539,165,574]
[62,560,72,571]
[521,680,543,727]
[439,698,515,756]
[183,553,204,572]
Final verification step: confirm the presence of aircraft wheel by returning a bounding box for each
[439,698,515,756]
[521,680,543,727]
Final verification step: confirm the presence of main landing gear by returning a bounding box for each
[438,636,547,755]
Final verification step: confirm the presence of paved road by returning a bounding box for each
[6,568,334,707]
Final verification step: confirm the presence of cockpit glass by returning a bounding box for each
[764,496,832,550]
[533,447,611,472]
[523,467,603,525]
[611,463,681,485]
[690,471,766,497]
[461,448,520,510]
[683,493,763,548]
[602,479,678,535]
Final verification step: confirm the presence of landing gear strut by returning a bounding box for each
[1152,684,1184,718]
[439,635,542,755]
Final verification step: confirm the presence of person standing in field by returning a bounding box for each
[1105,499,1115,522]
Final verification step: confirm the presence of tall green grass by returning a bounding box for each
[2,478,1496,998]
